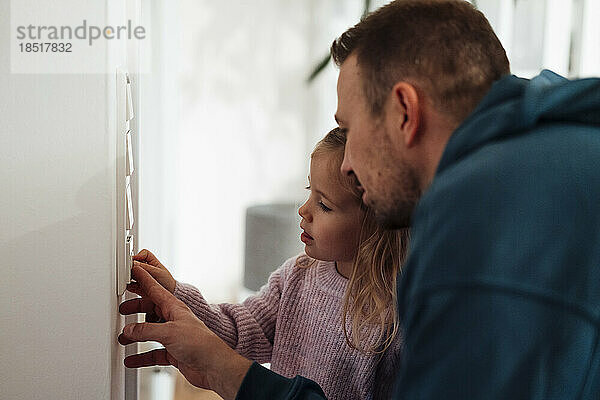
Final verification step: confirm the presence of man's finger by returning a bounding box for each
[121,321,170,343]
[145,311,166,323]
[124,348,173,368]
[126,282,143,296]
[131,265,180,320]
[118,333,135,345]
[119,297,156,315]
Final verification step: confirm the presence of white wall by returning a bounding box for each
[0,0,137,398]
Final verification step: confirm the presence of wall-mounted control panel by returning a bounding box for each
[116,68,136,296]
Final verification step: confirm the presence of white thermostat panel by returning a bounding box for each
[116,67,136,296]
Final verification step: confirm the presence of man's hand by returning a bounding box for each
[118,265,253,400]
[127,249,176,294]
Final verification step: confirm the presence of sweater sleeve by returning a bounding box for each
[372,330,403,400]
[173,256,296,363]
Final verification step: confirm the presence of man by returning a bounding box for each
[119,0,600,398]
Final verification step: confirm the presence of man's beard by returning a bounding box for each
[370,160,421,229]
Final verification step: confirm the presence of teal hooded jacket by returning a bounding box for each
[236,71,600,399]
[395,70,600,399]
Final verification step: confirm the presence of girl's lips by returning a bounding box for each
[301,231,314,243]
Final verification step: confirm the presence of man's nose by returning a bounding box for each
[340,152,353,177]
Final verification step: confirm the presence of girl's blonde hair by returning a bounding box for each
[303,127,409,355]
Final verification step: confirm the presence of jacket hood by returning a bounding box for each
[437,70,600,173]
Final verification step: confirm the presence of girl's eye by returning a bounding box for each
[318,201,332,212]
[304,185,331,212]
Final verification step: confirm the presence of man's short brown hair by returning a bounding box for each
[331,0,510,122]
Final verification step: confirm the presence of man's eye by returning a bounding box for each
[318,202,332,212]
[305,185,311,190]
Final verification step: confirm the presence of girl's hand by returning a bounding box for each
[127,249,176,294]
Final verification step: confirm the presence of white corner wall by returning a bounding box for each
[0,0,138,398]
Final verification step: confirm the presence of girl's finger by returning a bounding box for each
[132,248,153,262]
[134,260,167,275]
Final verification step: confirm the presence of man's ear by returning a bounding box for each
[390,82,420,147]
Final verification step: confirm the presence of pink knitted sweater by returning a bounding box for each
[174,254,402,400]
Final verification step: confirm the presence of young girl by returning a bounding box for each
[130,128,409,399]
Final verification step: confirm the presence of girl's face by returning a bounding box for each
[298,154,365,263]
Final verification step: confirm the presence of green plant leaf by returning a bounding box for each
[307,0,372,84]
[307,54,331,83]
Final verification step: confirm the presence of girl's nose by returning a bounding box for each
[298,201,311,221]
